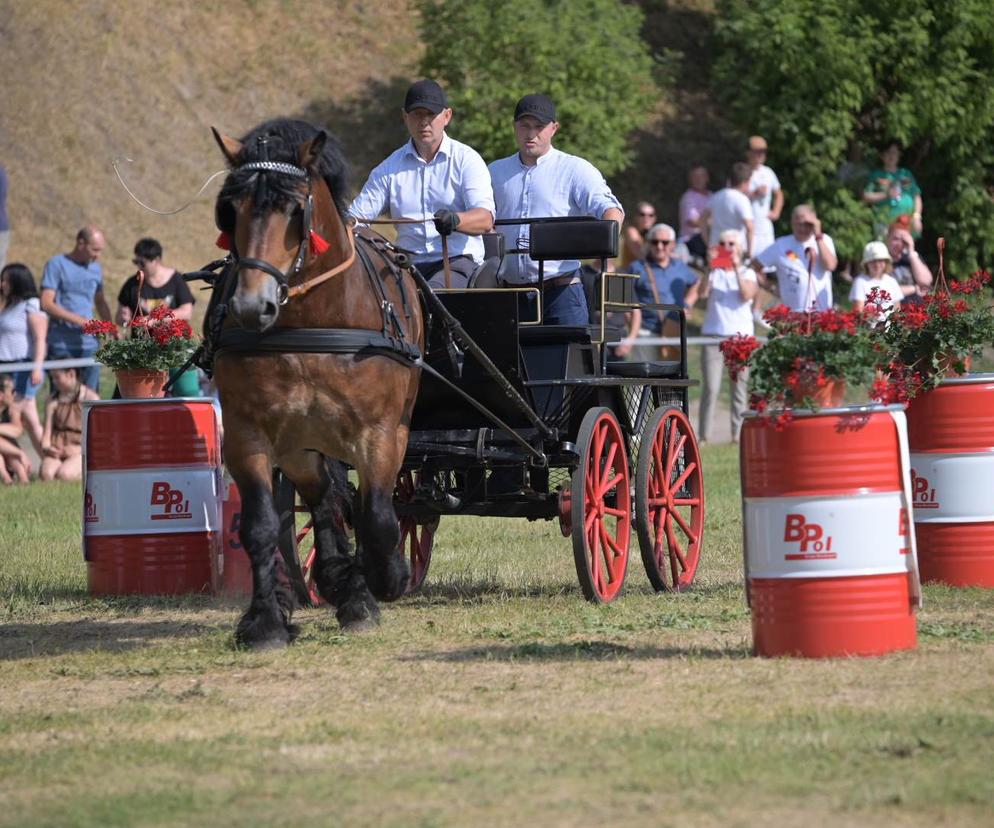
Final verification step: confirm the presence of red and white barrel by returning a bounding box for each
[741,404,920,658]
[907,374,994,587]
[83,398,222,595]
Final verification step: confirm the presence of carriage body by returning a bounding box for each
[395,218,706,601]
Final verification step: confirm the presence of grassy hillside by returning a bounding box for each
[0,0,724,305]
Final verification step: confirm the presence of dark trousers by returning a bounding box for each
[418,255,476,289]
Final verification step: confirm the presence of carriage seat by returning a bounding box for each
[604,360,684,379]
[467,232,507,289]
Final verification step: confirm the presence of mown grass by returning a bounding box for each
[2,445,994,827]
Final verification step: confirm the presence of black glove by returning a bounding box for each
[433,209,461,237]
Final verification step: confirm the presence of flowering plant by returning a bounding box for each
[83,305,197,371]
[875,268,994,400]
[720,301,888,425]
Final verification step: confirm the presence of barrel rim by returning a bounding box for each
[84,397,216,409]
[743,402,905,421]
[934,372,994,388]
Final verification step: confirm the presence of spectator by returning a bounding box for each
[698,230,758,443]
[349,80,495,288]
[0,163,9,272]
[116,238,194,324]
[40,225,113,393]
[40,366,98,482]
[701,163,755,258]
[490,93,623,324]
[863,142,923,238]
[745,136,784,257]
[630,223,699,361]
[0,263,47,453]
[885,224,932,298]
[619,201,656,269]
[850,240,909,318]
[678,165,712,265]
[0,373,31,483]
[752,204,838,311]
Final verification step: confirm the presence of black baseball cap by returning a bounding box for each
[514,93,557,124]
[404,80,448,114]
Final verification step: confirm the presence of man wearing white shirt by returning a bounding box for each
[752,204,838,311]
[745,135,784,256]
[489,94,624,325]
[348,80,495,288]
[701,163,755,257]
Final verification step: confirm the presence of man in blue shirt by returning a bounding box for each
[489,94,624,325]
[40,225,113,392]
[349,80,495,288]
[630,222,699,361]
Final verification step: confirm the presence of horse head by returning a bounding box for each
[212,120,346,331]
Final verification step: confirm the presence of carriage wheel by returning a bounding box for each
[273,471,321,607]
[570,407,631,603]
[395,470,440,595]
[635,406,705,592]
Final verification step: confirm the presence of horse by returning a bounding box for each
[209,118,424,649]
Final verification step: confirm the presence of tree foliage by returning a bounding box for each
[713,0,994,271]
[415,0,660,177]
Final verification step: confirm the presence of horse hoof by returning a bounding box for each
[235,606,296,650]
[337,598,381,633]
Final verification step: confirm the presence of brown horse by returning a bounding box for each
[210,118,423,648]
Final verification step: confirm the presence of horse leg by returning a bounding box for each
[232,460,297,650]
[279,452,381,632]
[353,442,409,603]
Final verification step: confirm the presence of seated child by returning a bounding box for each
[0,373,32,483]
[40,367,98,482]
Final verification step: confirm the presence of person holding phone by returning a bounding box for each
[885,225,932,299]
[699,230,758,443]
[751,204,837,311]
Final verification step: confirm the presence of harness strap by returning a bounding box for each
[286,227,357,299]
[215,327,421,363]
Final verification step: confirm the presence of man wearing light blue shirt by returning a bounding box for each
[348,80,495,288]
[489,94,624,325]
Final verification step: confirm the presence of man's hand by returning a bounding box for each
[433,209,461,237]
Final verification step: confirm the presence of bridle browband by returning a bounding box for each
[230,136,356,304]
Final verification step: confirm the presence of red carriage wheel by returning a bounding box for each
[635,406,705,592]
[395,470,440,594]
[570,407,631,603]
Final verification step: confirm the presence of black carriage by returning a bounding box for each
[392,217,706,602]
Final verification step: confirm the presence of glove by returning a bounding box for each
[433,209,461,237]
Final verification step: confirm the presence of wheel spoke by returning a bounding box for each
[671,507,697,543]
[665,433,687,483]
[664,514,689,571]
[603,506,627,518]
[599,473,621,498]
[672,498,700,506]
[599,524,618,581]
[671,460,698,495]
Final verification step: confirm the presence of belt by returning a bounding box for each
[546,273,582,288]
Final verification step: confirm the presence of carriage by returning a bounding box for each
[273,216,705,605]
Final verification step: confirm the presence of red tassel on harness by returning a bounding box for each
[215,231,231,250]
[309,231,330,255]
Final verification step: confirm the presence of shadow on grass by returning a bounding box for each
[0,616,222,660]
[402,640,749,663]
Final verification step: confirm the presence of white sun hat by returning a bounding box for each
[861,240,892,265]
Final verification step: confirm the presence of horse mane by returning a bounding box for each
[218,118,350,217]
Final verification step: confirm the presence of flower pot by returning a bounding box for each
[788,379,845,408]
[115,369,168,399]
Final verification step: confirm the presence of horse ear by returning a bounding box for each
[297,130,327,172]
[212,127,243,165]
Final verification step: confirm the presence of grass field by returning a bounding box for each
[2,444,994,827]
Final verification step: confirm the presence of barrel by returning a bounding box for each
[741,404,919,658]
[907,374,994,587]
[83,398,222,595]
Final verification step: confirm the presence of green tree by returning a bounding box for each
[713,0,994,272]
[416,0,660,177]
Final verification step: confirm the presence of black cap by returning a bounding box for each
[514,93,556,124]
[404,80,448,114]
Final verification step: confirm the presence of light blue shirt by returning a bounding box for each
[489,147,623,284]
[348,133,495,264]
[41,253,104,351]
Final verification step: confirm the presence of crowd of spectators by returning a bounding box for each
[620,135,934,443]
[0,223,200,484]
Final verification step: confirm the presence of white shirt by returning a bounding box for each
[849,273,904,318]
[706,188,753,249]
[702,266,757,336]
[348,133,495,264]
[748,164,781,251]
[489,147,622,283]
[755,234,836,311]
